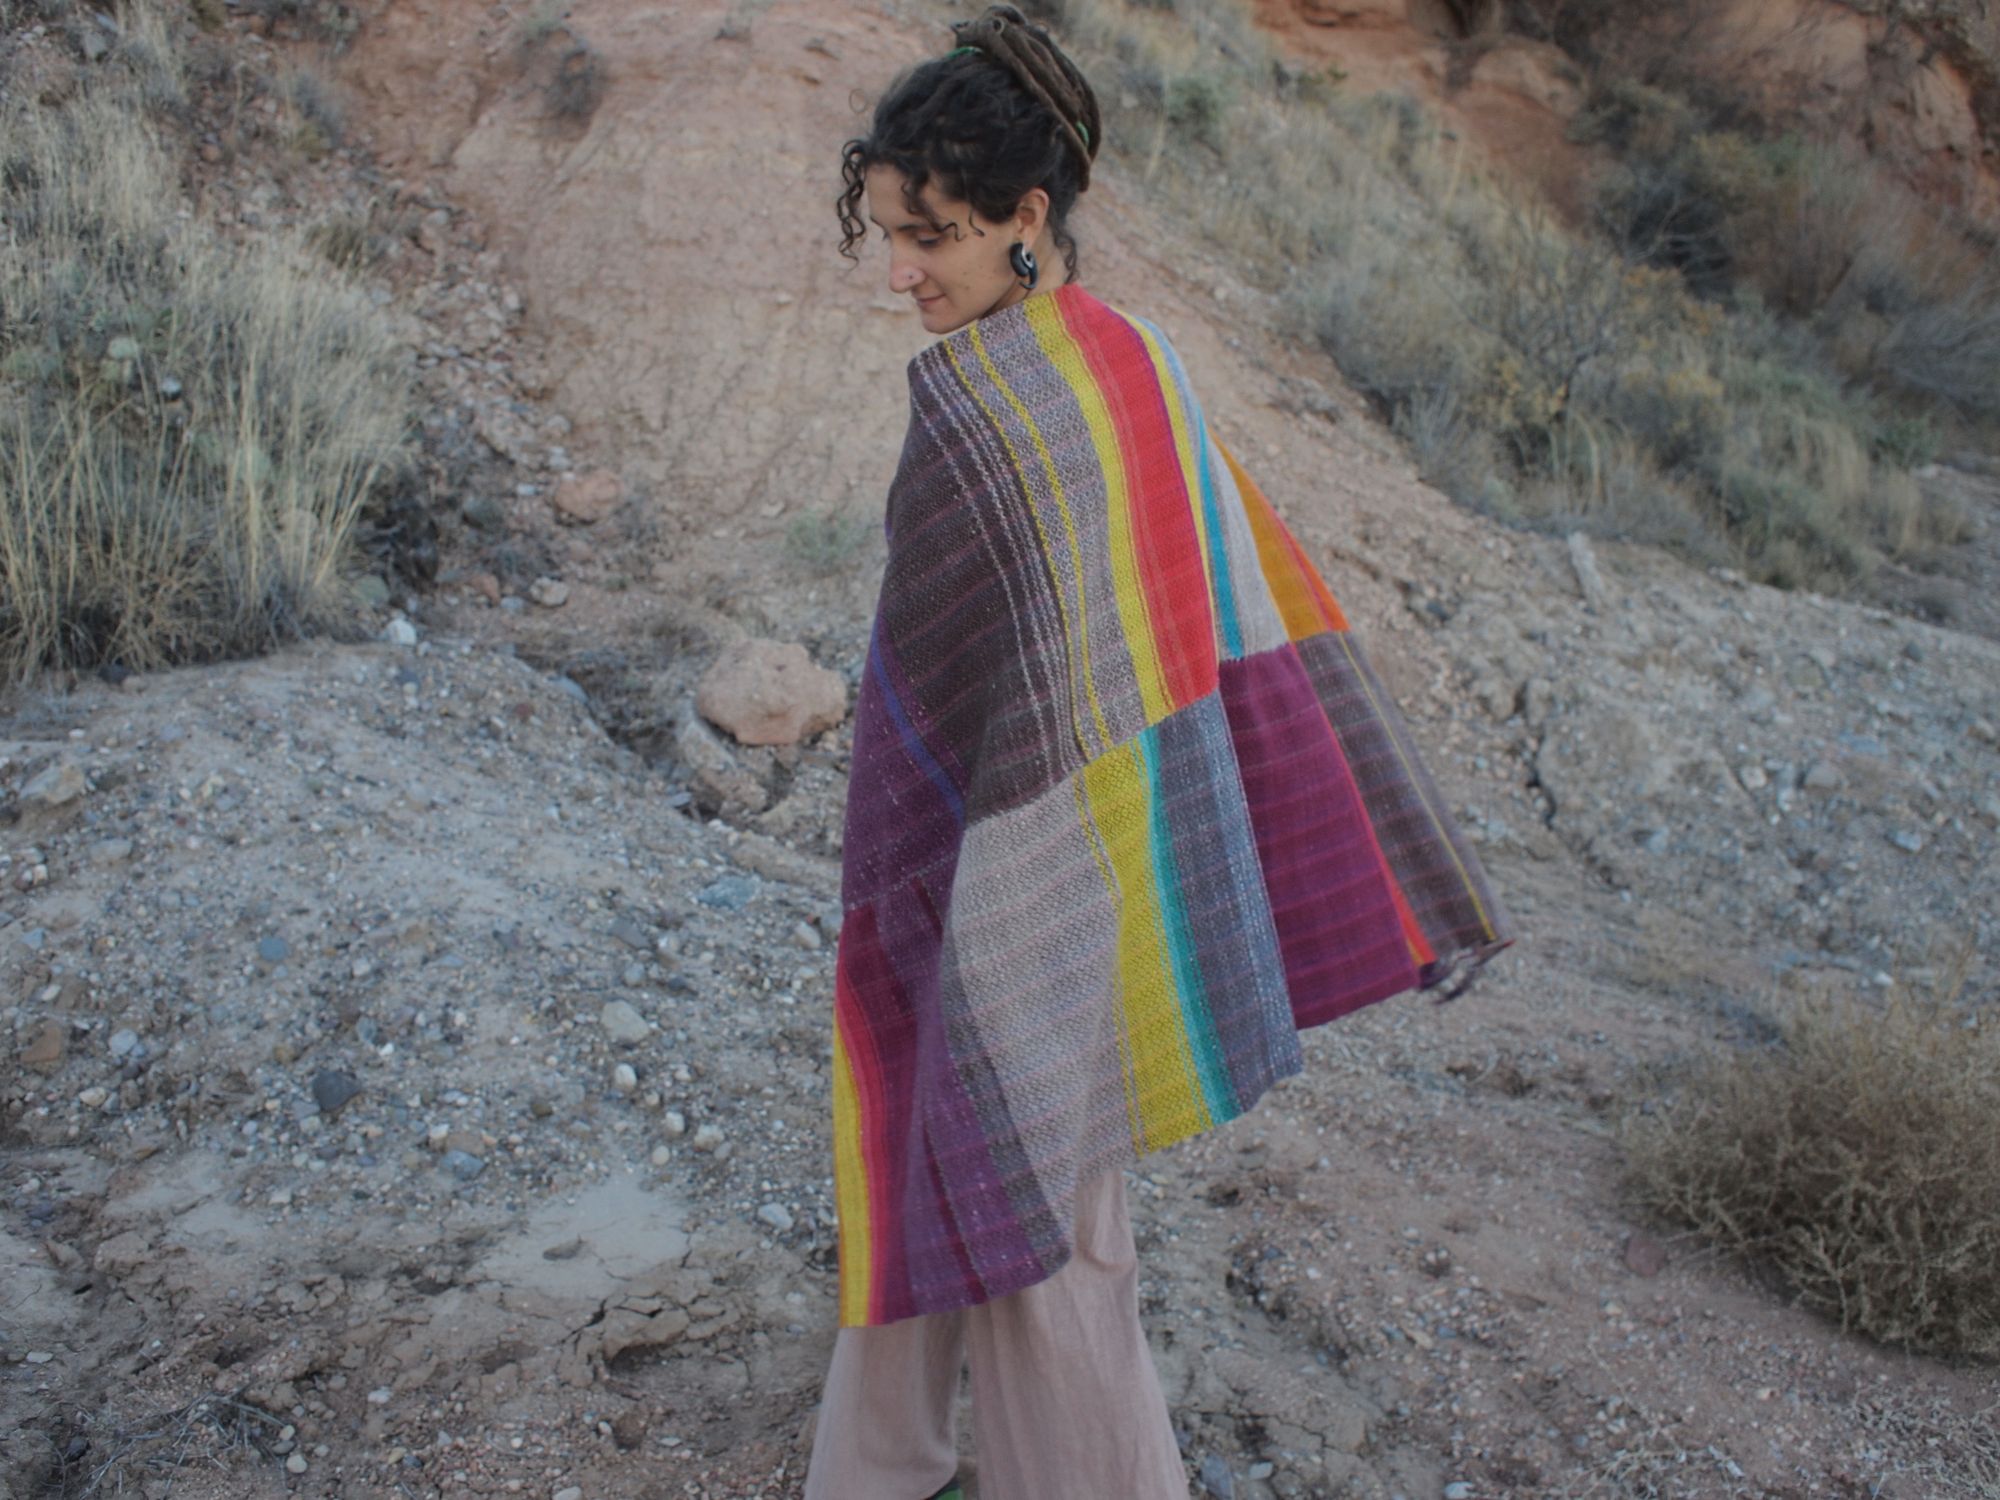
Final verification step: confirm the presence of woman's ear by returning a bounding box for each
[1014,185,1052,243]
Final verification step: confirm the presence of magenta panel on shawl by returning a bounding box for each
[1218,647,1420,1026]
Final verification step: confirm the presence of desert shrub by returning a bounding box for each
[510,2,605,124]
[0,18,411,687]
[1392,386,1491,506]
[1872,412,1940,471]
[546,42,605,121]
[1163,71,1230,147]
[1623,963,2000,1358]
[783,509,875,575]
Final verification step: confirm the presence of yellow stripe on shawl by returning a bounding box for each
[830,1025,872,1326]
[1026,296,1170,724]
[1077,744,1210,1151]
[1119,313,1216,606]
[958,326,1117,752]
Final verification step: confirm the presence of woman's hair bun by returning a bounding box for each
[949,4,1102,191]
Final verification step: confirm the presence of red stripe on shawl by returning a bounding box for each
[833,908,915,1324]
[1058,294,1219,710]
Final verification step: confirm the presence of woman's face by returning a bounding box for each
[863,166,1043,335]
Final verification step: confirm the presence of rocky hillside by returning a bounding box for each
[3,2,1997,1498]
[1260,0,2000,217]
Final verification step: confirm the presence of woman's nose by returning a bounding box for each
[888,256,923,293]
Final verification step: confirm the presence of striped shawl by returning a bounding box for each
[830,281,1514,1327]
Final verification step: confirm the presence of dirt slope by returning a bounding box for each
[4,2,1999,1498]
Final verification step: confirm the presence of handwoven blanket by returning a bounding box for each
[831,281,1514,1327]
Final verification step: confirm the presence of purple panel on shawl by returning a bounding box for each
[1219,647,1420,1027]
[839,634,967,907]
[880,878,1049,1319]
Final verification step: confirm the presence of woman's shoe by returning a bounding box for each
[923,1481,963,1500]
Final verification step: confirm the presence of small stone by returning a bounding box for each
[1444,1485,1474,1500]
[1887,829,1925,854]
[553,1488,583,1500]
[383,616,418,646]
[1622,1232,1667,1278]
[650,1145,671,1167]
[608,915,653,951]
[694,874,758,911]
[286,1454,308,1475]
[1737,764,1768,792]
[612,1063,639,1094]
[440,1149,486,1181]
[311,1070,363,1120]
[22,761,87,808]
[550,469,623,525]
[757,1203,794,1233]
[692,1123,725,1152]
[89,837,134,864]
[107,1028,141,1060]
[529,1095,556,1120]
[367,1387,392,1405]
[791,921,822,951]
[528,576,570,608]
[675,710,769,812]
[257,934,291,963]
[1199,1454,1236,1498]
[21,1020,67,1071]
[463,497,506,533]
[1248,1462,1274,1481]
[600,1000,650,1046]
[1802,761,1842,791]
[353,574,392,609]
[78,1086,110,1108]
[663,1110,686,1137]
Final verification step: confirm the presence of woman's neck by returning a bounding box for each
[977,238,1069,322]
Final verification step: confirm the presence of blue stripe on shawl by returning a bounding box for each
[869,629,966,827]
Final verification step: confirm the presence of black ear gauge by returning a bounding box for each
[1009,241,1040,290]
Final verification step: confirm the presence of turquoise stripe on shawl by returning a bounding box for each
[1135,726,1238,1121]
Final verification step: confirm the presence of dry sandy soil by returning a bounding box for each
[4,2,1999,1498]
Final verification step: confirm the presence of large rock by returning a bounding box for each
[695,638,846,748]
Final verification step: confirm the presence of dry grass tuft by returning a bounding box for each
[1622,942,2000,1358]
[0,4,410,689]
[42,1388,289,1497]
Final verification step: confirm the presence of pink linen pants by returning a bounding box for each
[803,1167,1192,1500]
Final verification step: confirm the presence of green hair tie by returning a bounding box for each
[947,44,980,57]
[1077,122,1090,147]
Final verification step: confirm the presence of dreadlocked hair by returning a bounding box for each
[836,4,1103,280]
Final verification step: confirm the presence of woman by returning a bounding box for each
[807,9,1515,1497]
